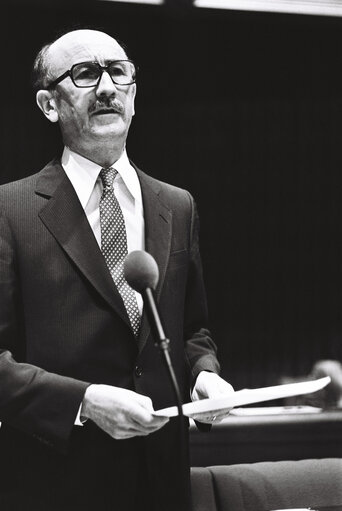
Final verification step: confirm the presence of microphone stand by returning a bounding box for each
[143,288,184,419]
[142,288,190,506]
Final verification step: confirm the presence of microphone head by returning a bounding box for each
[124,250,159,292]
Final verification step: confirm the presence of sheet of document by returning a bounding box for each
[229,405,322,416]
[153,376,330,418]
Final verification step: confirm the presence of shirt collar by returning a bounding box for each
[61,146,141,209]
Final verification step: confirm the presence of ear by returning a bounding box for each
[131,83,136,117]
[36,90,59,123]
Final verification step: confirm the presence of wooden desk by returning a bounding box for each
[190,410,342,466]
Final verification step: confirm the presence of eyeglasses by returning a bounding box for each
[47,60,137,89]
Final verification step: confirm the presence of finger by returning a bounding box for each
[132,393,154,412]
[192,373,234,401]
[191,388,200,401]
[205,380,234,399]
[116,417,169,438]
[129,402,169,428]
[189,412,215,422]
[216,381,235,394]
[211,412,231,423]
[131,414,169,431]
[112,428,152,440]
[189,409,231,423]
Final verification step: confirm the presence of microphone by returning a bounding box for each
[124,250,184,417]
[123,250,159,292]
[124,250,166,342]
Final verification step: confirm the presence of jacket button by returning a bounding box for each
[135,366,143,377]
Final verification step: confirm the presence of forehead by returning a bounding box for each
[47,30,127,75]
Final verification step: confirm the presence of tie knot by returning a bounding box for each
[100,167,118,189]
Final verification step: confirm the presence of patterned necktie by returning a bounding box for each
[99,167,140,337]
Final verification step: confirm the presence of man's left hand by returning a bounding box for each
[191,371,234,424]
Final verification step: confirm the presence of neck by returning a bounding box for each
[67,139,125,168]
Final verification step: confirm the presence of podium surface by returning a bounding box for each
[190,409,342,466]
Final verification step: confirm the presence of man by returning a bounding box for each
[0,29,232,510]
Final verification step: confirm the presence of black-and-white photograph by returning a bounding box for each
[0,0,341,509]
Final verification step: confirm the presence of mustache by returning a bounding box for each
[89,99,124,115]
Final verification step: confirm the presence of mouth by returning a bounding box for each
[92,108,120,116]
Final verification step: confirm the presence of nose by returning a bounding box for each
[96,70,117,97]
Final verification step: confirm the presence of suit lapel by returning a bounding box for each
[35,160,173,346]
[135,168,173,352]
[35,160,131,329]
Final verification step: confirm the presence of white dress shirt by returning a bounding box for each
[61,146,145,314]
[61,146,145,425]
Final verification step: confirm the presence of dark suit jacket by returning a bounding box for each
[0,159,220,510]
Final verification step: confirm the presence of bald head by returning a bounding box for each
[32,29,128,91]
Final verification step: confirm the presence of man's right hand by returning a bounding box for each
[80,384,169,439]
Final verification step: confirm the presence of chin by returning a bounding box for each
[91,124,127,139]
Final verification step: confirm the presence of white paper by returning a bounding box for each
[229,405,322,416]
[153,376,330,418]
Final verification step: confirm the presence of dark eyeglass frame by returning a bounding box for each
[46,59,137,90]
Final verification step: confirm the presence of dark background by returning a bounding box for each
[2,0,342,390]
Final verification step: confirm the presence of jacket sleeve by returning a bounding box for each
[183,194,221,386]
[0,211,89,453]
